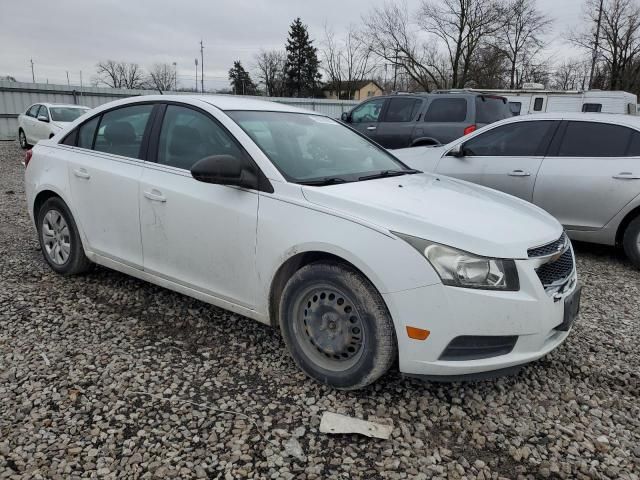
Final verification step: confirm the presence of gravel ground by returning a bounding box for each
[0,140,638,480]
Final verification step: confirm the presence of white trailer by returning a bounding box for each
[476,86,638,116]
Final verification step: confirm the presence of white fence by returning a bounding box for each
[0,80,359,141]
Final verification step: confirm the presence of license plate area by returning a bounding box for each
[556,284,582,331]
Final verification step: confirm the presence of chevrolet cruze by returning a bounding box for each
[24,96,580,389]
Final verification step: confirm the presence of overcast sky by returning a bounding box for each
[1,0,585,90]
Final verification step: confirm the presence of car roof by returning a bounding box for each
[37,103,89,109]
[505,112,640,126]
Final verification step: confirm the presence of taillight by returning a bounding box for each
[463,125,476,135]
[24,149,33,168]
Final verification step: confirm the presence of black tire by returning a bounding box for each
[36,197,91,275]
[622,215,640,268]
[18,129,30,149]
[279,261,397,390]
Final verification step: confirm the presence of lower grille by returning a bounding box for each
[439,335,518,361]
[535,248,574,287]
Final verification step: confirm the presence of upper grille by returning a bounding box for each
[528,232,568,258]
[535,248,574,287]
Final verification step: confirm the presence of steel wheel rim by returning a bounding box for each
[293,284,365,372]
[19,131,26,147]
[42,209,71,265]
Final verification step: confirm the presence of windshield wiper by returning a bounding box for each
[298,177,349,186]
[358,169,421,181]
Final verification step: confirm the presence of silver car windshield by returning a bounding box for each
[49,108,88,122]
[227,111,411,184]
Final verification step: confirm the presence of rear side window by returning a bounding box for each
[26,105,40,117]
[463,121,555,156]
[93,104,153,159]
[156,105,245,170]
[557,121,631,157]
[628,131,640,156]
[475,96,510,123]
[424,98,467,122]
[77,116,100,149]
[582,103,602,113]
[382,98,421,122]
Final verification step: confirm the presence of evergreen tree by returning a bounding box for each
[228,60,257,95]
[284,18,321,97]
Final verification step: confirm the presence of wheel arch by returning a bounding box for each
[410,137,441,147]
[615,204,640,246]
[33,189,63,220]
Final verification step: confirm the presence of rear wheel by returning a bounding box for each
[18,129,29,149]
[622,215,640,268]
[279,262,396,390]
[36,197,91,275]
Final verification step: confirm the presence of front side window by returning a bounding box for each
[50,107,88,122]
[383,98,421,122]
[156,105,245,170]
[36,106,49,121]
[93,104,153,159]
[27,105,40,117]
[557,121,631,157]
[463,121,555,157]
[351,98,385,123]
[228,111,408,182]
[424,98,467,123]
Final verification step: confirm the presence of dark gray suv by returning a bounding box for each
[341,92,512,149]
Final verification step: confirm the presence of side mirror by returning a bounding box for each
[37,115,49,123]
[447,144,465,158]
[191,154,258,189]
[341,111,351,123]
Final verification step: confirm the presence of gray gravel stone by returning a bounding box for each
[0,140,639,479]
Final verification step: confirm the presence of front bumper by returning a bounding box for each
[384,256,578,378]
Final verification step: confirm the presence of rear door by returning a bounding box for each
[374,97,423,148]
[534,120,640,230]
[348,97,386,142]
[435,120,559,201]
[419,97,471,144]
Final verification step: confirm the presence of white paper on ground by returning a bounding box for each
[319,411,393,440]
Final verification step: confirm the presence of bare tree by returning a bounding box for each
[321,24,378,99]
[147,63,175,93]
[571,0,640,91]
[360,1,448,91]
[95,60,124,88]
[551,59,590,90]
[117,62,145,89]
[418,0,505,88]
[494,0,552,88]
[254,50,286,96]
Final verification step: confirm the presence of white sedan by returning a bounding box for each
[18,103,89,148]
[23,95,580,389]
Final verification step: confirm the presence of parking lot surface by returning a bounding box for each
[1,140,638,479]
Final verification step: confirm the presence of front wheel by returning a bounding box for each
[36,197,91,275]
[279,262,397,390]
[18,129,30,149]
[622,215,640,268]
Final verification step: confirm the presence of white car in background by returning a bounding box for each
[18,103,90,148]
[24,95,579,389]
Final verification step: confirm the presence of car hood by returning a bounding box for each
[301,173,562,259]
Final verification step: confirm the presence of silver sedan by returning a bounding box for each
[394,112,640,267]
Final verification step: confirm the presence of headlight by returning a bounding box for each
[393,232,519,291]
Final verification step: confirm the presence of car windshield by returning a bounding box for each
[227,111,411,184]
[49,107,88,122]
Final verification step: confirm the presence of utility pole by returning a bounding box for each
[66,71,70,87]
[30,59,35,83]
[79,70,83,97]
[200,40,204,93]
[195,58,198,92]
[589,0,604,90]
[172,62,177,91]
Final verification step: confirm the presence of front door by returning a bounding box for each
[348,97,386,143]
[435,120,559,202]
[66,103,154,267]
[534,120,640,229]
[140,104,259,308]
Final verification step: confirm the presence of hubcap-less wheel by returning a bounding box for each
[19,131,27,148]
[293,285,365,371]
[41,209,71,265]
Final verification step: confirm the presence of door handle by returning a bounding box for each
[143,190,167,202]
[366,126,377,131]
[612,172,640,180]
[508,170,531,177]
[73,168,90,179]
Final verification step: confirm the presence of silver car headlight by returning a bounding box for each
[394,232,519,291]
